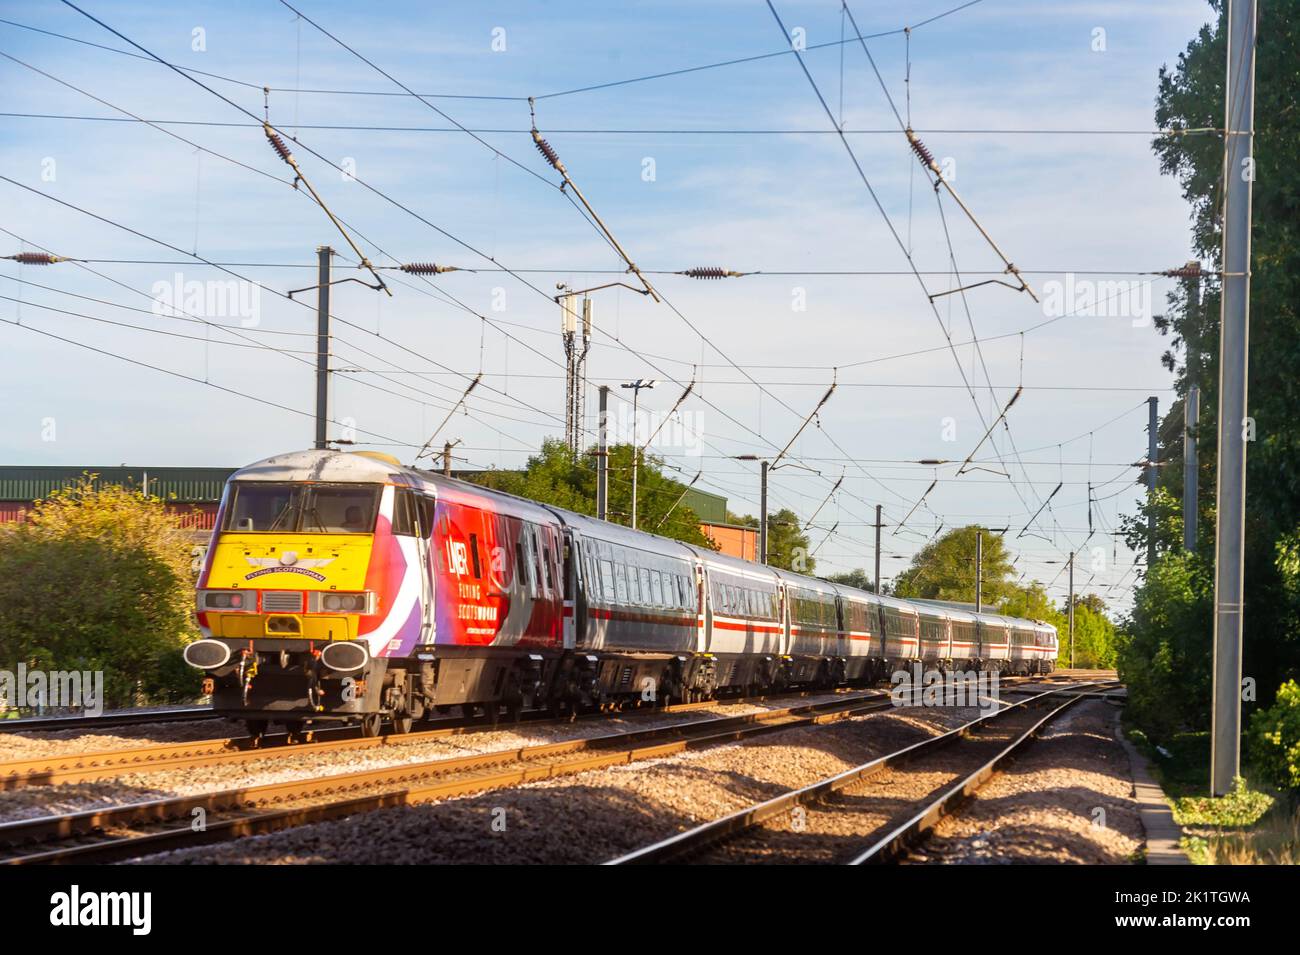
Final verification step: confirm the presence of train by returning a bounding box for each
[183,449,1058,736]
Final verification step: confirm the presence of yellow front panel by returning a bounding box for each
[203,532,373,640]
[205,532,374,591]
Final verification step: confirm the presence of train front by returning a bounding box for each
[183,450,421,732]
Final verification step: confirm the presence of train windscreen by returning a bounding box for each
[223,482,382,534]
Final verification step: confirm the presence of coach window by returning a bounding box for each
[541,537,555,595]
[393,489,418,536]
[468,533,483,578]
[521,532,539,597]
[600,559,615,600]
[532,530,547,596]
[615,563,629,603]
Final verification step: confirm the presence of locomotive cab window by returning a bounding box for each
[224,483,380,534]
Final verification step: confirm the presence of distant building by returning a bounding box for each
[699,521,761,561]
[0,466,230,532]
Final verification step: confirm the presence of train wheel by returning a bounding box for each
[391,712,413,735]
[359,713,383,738]
[284,720,312,744]
[245,719,268,743]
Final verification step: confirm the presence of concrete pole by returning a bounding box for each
[1147,395,1159,568]
[1068,552,1075,669]
[596,385,609,521]
[314,246,333,450]
[759,460,769,564]
[1184,385,1200,551]
[1211,0,1256,796]
[874,504,882,594]
[975,529,983,612]
[631,389,640,530]
[442,442,453,477]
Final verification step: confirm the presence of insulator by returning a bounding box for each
[1162,263,1203,278]
[3,252,67,265]
[264,123,294,164]
[532,130,563,171]
[400,262,458,275]
[682,267,742,279]
[905,127,938,171]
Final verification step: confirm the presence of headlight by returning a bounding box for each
[198,589,255,612]
[307,591,375,614]
[320,640,369,673]
[183,639,233,670]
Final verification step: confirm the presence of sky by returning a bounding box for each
[0,0,1220,611]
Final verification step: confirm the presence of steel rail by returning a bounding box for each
[0,689,902,864]
[0,677,1074,790]
[0,707,218,734]
[607,681,1118,865]
[0,687,864,790]
[848,684,1120,864]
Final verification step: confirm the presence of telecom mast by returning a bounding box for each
[561,292,592,459]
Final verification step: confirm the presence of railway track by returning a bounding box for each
[0,687,914,864]
[0,707,220,734]
[0,686,879,790]
[0,676,1078,791]
[606,681,1121,865]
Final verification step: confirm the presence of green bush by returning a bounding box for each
[1250,680,1300,791]
[0,477,201,711]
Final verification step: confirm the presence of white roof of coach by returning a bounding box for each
[693,548,783,584]
[545,505,698,562]
[875,592,921,615]
[771,567,838,597]
[833,583,882,606]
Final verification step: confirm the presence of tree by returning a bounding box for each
[0,477,201,711]
[1000,580,1056,622]
[1116,549,1214,741]
[1121,2,1300,740]
[826,568,874,592]
[464,438,716,549]
[893,526,1014,605]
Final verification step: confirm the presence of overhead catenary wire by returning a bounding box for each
[264,0,888,530]
[12,1,1149,597]
[0,112,1222,138]
[0,3,986,105]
